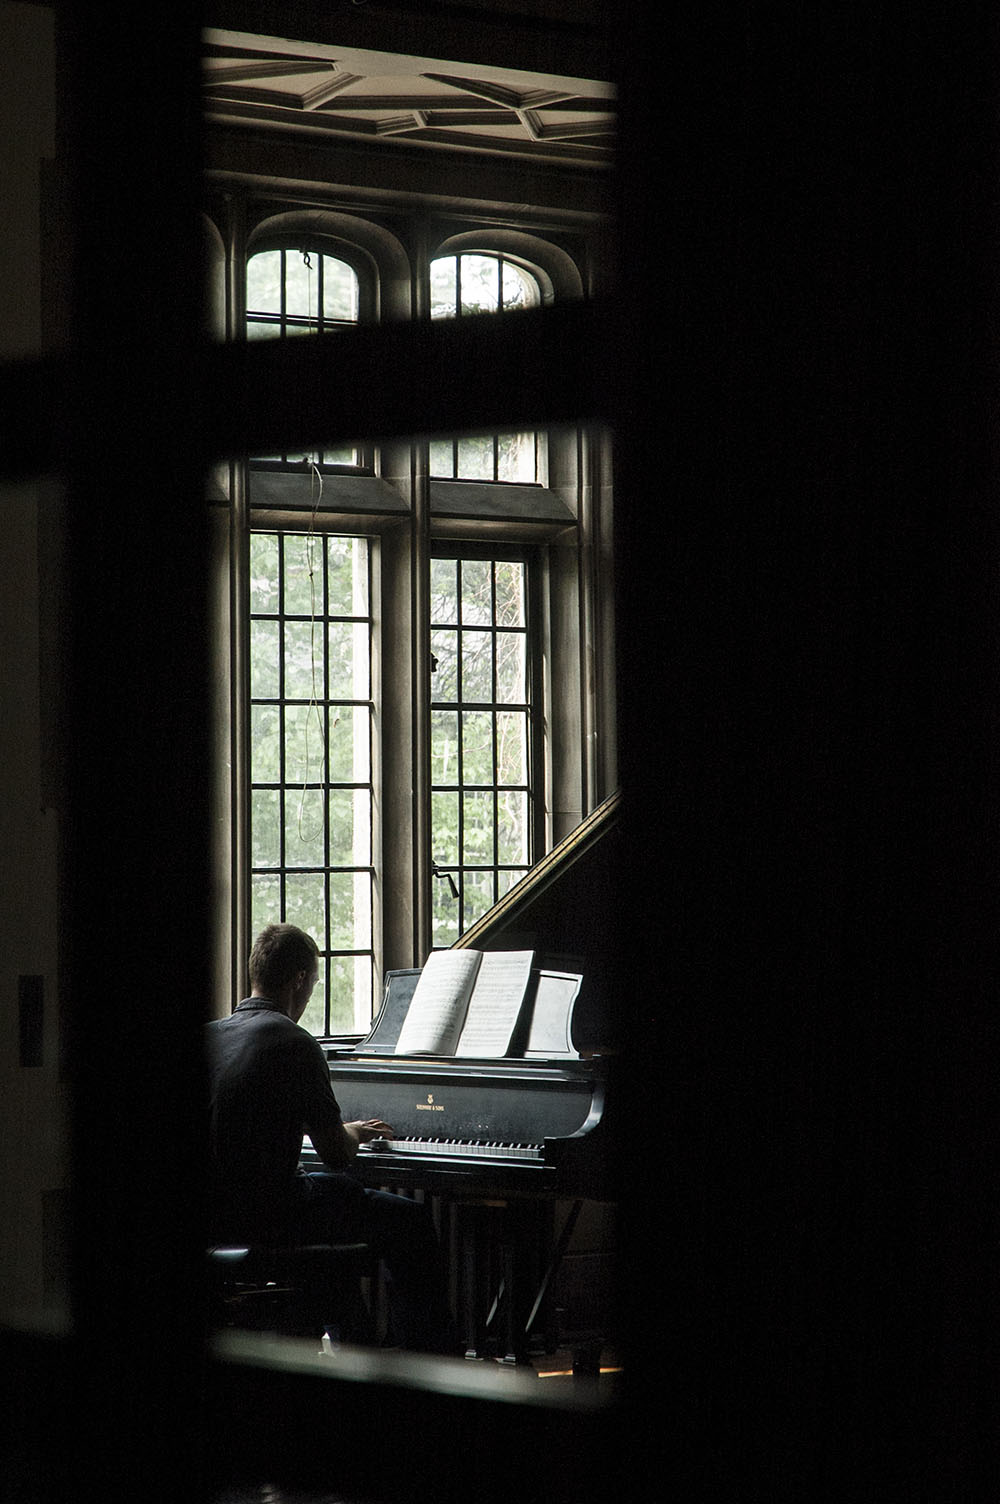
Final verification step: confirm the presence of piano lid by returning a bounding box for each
[452,790,623,1056]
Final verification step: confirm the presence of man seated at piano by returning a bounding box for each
[206,922,457,1354]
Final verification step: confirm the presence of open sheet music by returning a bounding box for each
[393,949,535,1057]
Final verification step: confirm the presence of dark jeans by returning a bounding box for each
[288,1172,454,1353]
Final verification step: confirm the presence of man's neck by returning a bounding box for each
[250,988,293,1017]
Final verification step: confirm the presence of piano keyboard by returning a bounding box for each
[362,1137,543,1162]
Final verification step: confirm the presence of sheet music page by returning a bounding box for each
[394,949,482,1054]
[455,950,535,1057]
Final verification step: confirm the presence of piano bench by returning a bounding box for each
[207,1241,374,1344]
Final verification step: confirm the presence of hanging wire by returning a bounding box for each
[295,248,328,844]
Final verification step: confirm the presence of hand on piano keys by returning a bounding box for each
[346,1118,395,1148]
[358,1135,544,1163]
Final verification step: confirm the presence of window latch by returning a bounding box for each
[432,861,459,899]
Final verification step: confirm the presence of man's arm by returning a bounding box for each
[299,1033,393,1169]
[309,1116,394,1170]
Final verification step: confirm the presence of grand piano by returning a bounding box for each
[303,790,622,1364]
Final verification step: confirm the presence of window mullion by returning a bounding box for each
[320,535,332,1035]
[277,534,288,911]
[455,559,466,932]
[490,563,500,910]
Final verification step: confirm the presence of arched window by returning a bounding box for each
[246,245,362,468]
[430,251,539,318]
[244,243,374,1030]
[429,251,541,484]
[227,215,607,1029]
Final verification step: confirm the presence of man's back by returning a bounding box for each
[206,999,343,1238]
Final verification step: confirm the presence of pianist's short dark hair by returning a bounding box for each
[248,924,320,996]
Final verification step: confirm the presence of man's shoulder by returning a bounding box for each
[207,1006,317,1049]
[212,1010,323,1058]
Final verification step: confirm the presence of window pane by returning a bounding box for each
[284,535,321,616]
[323,256,359,322]
[432,878,460,947]
[252,875,280,936]
[284,872,326,946]
[326,956,355,1033]
[247,250,281,314]
[456,435,493,480]
[460,254,500,315]
[430,256,457,319]
[432,791,459,865]
[250,619,279,698]
[429,438,455,478]
[497,790,529,865]
[352,955,374,1031]
[329,704,370,782]
[284,703,325,785]
[497,431,536,484]
[461,559,492,625]
[494,561,525,627]
[462,710,494,785]
[330,871,372,949]
[324,442,358,467]
[431,628,458,702]
[328,620,369,699]
[284,619,320,700]
[431,709,459,782]
[247,320,281,340]
[461,630,493,701]
[251,787,280,868]
[250,704,280,782]
[284,787,325,868]
[462,790,494,864]
[496,710,528,785]
[501,261,537,310]
[284,251,317,320]
[495,631,526,703]
[430,557,458,624]
[329,788,371,866]
[250,534,280,614]
[462,869,495,931]
[328,535,368,614]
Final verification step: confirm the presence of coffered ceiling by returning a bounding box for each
[203,28,615,169]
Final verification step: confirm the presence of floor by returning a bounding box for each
[211,1344,622,1504]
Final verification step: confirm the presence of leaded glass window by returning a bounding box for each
[246,247,361,467]
[429,552,533,944]
[429,253,541,483]
[249,530,374,1032]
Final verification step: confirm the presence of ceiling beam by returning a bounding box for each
[203,1,611,90]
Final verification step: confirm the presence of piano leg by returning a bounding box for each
[486,1199,554,1366]
[459,1203,482,1359]
[455,1199,530,1365]
[450,1195,589,1368]
[495,1237,519,1366]
[525,1198,582,1348]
